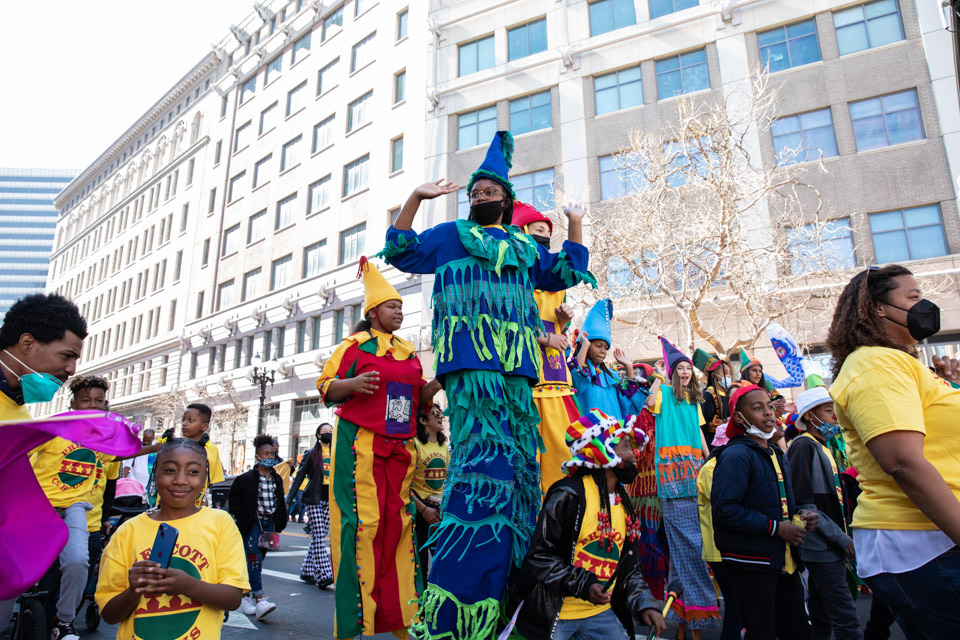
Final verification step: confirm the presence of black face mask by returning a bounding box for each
[319,433,332,445]
[530,234,551,250]
[884,299,941,341]
[613,461,639,485]
[469,201,504,226]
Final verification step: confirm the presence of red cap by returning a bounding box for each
[512,202,553,233]
[725,384,764,438]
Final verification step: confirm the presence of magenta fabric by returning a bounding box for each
[0,411,142,599]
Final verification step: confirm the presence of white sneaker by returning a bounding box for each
[255,598,276,620]
[238,595,256,616]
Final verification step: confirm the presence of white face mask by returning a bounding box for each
[738,412,775,441]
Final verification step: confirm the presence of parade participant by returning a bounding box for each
[711,385,818,640]
[411,405,449,575]
[228,434,287,620]
[738,348,787,412]
[512,200,591,493]
[569,299,647,422]
[645,337,719,636]
[96,439,248,636]
[159,404,226,508]
[318,258,441,639]
[787,387,860,640]
[124,428,155,488]
[380,131,593,639]
[288,422,334,589]
[827,265,960,638]
[694,348,730,445]
[509,409,665,640]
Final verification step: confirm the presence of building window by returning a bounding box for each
[201,238,210,266]
[772,108,839,165]
[456,188,470,219]
[347,91,373,132]
[220,95,228,118]
[259,101,278,135]
[296,320,307,353]
[240,77,256,103]
[186,158,195,185]
[834,0,903,56]
[850,89,923,152]
[340,223,366,264]
[243,268,261,301]
[458,105,497,150]
[649,0,698,20]
[391,136,404,173]
[334,309,346,343]
[394,70,406,104]
[190,352,198,379]
[389,207,402,226]
[276,193,297,230]
[174,250,183,281]
[870,205,948,263]
[195,291,205,319]
[594,66,643,115]
[308,175,332,213]
[286,81,308,116]
[459,35,495,76]
[216,280,234,311]
[513,168,555,211]
[228,171,246,203]
[313,115,335,152]
[787,220,857,274]
[303,240,327,278]
[599,154,645,200]
[263,329,273,360]
[508,18,547,61]
[656,48,709,99]
[355,0,373,15]
[292,31,311,64]
[221,224,240,256]
[264,55,282,86]
[758,19,821,73]
[271,254,293,290]
[342,155,370,197]
[214,140,223,164]
[311,316,322,349]
[397,8,408,40]
[208,188,217,214]
[248,209,267,244]
[322,4,344,41]
[588,0,637,37]
[253,154,272,188]
[318,58,339,95]
[351,32,377,72]
[276,326,286,358]
[509,90,552,135]
[281,135,303,171]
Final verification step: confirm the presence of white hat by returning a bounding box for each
[795,387,833,432]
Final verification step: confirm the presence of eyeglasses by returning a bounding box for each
[468,188,505,201]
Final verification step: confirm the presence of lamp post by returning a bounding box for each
[251,353,278,435]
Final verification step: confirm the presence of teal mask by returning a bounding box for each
[1,350,63,404]
[258,456,277,468]
[811,415,842,440]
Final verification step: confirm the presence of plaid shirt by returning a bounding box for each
[257,471,277,518]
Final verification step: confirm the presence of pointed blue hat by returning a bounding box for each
[581,299,613,349]
[467,130,516,199]
[660,336,692,379]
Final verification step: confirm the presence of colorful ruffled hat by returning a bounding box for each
[739,347,762,376]
[357,256,401,316]
[467,130,516,200]
[692,348,722,373]
[660,336,692,379]
[511,201,553,234]
[580,299,613,349]
[561,409,649,475]
[724,383,765,438]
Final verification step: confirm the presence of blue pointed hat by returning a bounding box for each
[581,299,613,349]
[659,336,692,379]
[467,131,517,199]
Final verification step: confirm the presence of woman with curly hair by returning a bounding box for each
[827,264,960,639]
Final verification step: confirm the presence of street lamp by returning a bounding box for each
[251,353,278,435]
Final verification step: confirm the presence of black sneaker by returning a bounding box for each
[300,574,317,584]
[50,618,79,640]
[317,577,334,590]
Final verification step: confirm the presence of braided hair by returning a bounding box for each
[152,438,210,506]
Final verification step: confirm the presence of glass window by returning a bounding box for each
[240,77,256,103]
[758,19,821,73]
[292,31,311,64]
[318,58,339,95]
[458,35,495,76]
[394,70,406,104]
[234,120,251,150]
[214,140,223,164]
[850,89,923,152]
[242,268,261,301]
[391,136,404,173]
[339,223,367,264]
[296,320,307,354]
[508,18,547,61]
[303,240,327,278]
[870,205,948,262]
[281,135,302,170]
[286,81,307,116]
[275,193,297,229]
[208,188,217,214]
[787,219,856,274]
[458,105,497,150]
[656,48,709,99]
[594,65,643,115]
[343,155,370,197]
[271,254,293,290]
[312,115,335,153]
[334,309,345,342]
[308,175,332,213]
[216,280,234,311]
[264,55,282,86]
[347,91,373,132]
[771,108,839,165]
[356,0,373,15]
[248,209,267,244]
[228,171,246,203]
[323,4,343,40]
[834,0,904,56]
[351,32,376,72]
[509,90,552,135]
[259,101,278,135]
[253,154,272,188]
[649,0,698,19]
[588,0,637,37]
[599,154,646,200]
[457,188,470,219]
[397,9,409,40]
[663,139,715,188]
[513,168,556,211]
[221,224,240,256]
[311,315,322,350]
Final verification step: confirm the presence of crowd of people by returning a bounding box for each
[3,130,960,640]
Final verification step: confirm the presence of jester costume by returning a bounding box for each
[380,131,593,639]
[318,260,425,639]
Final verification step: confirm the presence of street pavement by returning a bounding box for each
[75,522,904,640]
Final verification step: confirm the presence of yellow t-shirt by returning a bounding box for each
[95,508,250,640]
[322,443,331,487]
[192,442,226,508]
[31,436,116,509]
[830,346,960,530]
[558,479,626,620]
[696,457,721,563]
[0,391,30,421]
[87,459,122,532]
[413,439,449,502]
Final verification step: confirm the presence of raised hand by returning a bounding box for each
[613,348,630,367]
[653,359,666,377]
[414,179,459,201]
[562,202,586,222]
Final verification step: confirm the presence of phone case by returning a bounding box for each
[148,523,179,569]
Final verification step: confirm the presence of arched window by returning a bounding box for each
[190,111,203,145]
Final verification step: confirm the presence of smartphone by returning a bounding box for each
[148,523,179,569]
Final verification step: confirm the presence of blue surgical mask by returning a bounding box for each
[719,377,732,389]
[0,350,63,404]
[812,416,842,440]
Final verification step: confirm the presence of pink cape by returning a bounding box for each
[0,411,141,599]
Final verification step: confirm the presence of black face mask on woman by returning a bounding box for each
[468,200,505,226]
[529,234,552,250]
[884,299,941,341]
[613,461,639,485]
[319,433,332,445]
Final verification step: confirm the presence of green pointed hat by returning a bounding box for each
[467,131,516,199]
[692,348,722,373]
[739,347,762,375]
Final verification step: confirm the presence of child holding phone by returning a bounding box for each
[95,438,249,638]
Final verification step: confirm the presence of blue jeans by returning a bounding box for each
[865,546,960,640]
[553,608,629,640]
[288,489,305,521]
[242,518,274,596]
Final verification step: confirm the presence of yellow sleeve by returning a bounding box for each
[316,338,356,402]
[206,444,226,484]
[214,512,252,591]
[105,459,121,481]
[652,387,663,415]
[697,404,706,428]
[836,350,926,444]
[95,519,134,610]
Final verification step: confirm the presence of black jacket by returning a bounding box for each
[228,467,288,536]
[711,436,799,571]
[286,447,329,505]
[508,475,661,639]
